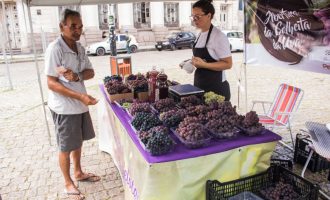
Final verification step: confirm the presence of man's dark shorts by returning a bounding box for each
[50,110,95,152]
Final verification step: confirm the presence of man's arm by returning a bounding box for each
[47,76,97,105]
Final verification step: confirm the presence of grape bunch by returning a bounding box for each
[176,122,209,142]
[153,98,176,113]
[242,111,264,136]
[129,102,151,116]
[217,101,238,116]
[131,112,162,131]
[138,125,168,145]
[260,180,299,200]
[205,118,238,139]
[138,125,174,156]
[159,109,186,128]
[140,115,163,131]
[104,81,131,95]
[206,109,223,120]
[178,95,202,108]
[184,105,210,117]
[126,73,148,93]
[131,112,152,130]
[103,75,123,84]
[204,91,225,105]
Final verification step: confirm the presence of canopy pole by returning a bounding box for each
[243,0,248,113]
[27,3,52,145]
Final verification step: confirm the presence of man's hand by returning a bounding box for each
[79,94,98,105]
[63,69,79,82]
[57,66,79,82]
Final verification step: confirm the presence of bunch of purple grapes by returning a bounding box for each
[129,102,151,116]
[176,122,208,142]
[105,81,131,95]
[103,75,123,84]
[145,131,174,156]
[126,74,148,92]
[217,101,238,116]
[131,112,162,131]
[159,109,186,128]
[242,111,264,136]
[260,180,299,200]
[178,95,202,108]
[138,125,168,145]
[243,111,260,127]
[153,98,176,113]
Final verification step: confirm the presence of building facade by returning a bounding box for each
[0,0,244,52]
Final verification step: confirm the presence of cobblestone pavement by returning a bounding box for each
[1,49,330,199]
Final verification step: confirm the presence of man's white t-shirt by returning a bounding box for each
[44,36,93,115]
[194,26,231,82]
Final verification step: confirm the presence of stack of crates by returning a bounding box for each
[293,133,330,173]
[110,56,132,77]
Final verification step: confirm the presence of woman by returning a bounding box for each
[191,0,232,101]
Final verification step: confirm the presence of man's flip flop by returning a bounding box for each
[64,188,85,200]
[75,172,101,182]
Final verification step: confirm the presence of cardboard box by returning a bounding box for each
[105,86,134,103]
[137,92,149,101]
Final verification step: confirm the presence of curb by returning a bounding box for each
[0,47,156,64]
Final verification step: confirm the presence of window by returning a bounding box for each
[119,35,127,41]
[164,3,179,27]
[36,9,41,15]
[133,2,150,29]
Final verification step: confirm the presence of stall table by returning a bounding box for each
[98,85,281,200]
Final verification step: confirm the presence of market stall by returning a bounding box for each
[98,84,281,200]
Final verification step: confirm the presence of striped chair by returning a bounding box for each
[251,84,304,150]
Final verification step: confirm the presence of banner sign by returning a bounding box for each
[245,0,330,74]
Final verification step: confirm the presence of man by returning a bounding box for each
[45,9,100,200]
[125,31,131,54]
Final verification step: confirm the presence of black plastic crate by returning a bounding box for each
[293,134,330,173]
[270,158,293,170]
[206,165,319,200]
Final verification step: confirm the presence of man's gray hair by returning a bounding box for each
[60,9,81,24]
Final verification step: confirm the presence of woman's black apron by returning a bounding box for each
[193,24,231,101]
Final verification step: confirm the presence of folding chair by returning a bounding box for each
[251,83,304,150]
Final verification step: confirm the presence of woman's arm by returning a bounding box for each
[191,56,232,71]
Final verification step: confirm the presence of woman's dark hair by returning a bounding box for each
[60,9,81,25]
[193,0,215,19]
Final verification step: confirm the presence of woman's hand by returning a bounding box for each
[191,56,206,68]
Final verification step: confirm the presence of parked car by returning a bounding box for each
[155,31,196,51]
[86,34,139,56]
[222,30,244,52]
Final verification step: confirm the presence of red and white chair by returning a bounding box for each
[251,83,304,150]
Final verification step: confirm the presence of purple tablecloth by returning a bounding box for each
[100,85,281,164]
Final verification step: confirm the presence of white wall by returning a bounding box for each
[81,5,99,29]
[150,2,164,28]
[179,1,192,27]
[118,3,133,30]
